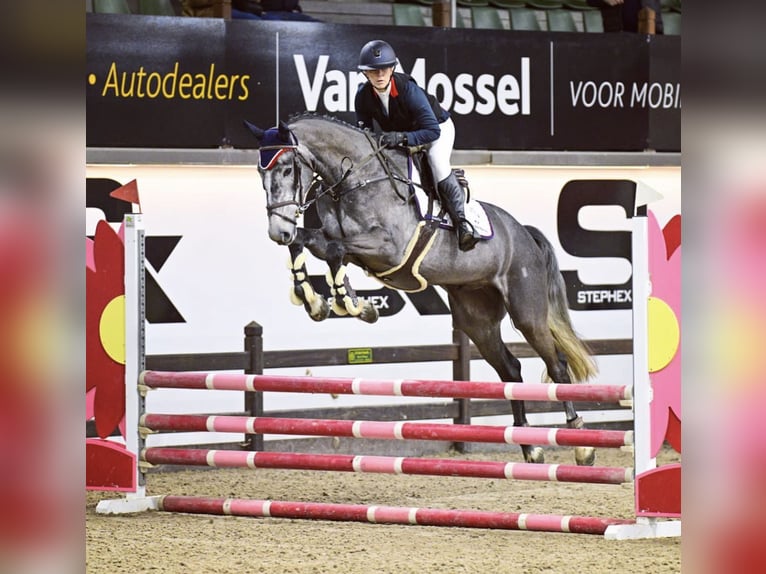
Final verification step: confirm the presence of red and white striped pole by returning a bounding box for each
[139,371,632,403]
[143,447,633,485]
[142,413,633,449]
[158,495,634,535]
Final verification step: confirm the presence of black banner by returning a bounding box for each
[87,15,680,151]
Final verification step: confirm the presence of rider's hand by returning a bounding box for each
[380,132,407,148]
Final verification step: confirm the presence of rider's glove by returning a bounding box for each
[380,131,408,148]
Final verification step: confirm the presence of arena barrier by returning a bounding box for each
[95,212,680,539]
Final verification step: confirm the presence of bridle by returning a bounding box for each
[259,141,319,226]
[259,127,417,225]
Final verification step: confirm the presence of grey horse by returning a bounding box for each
[244,113,598,466]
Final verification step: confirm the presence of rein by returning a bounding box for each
[260,127,420,221]
[310,134,413,205]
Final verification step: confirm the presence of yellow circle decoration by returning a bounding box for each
[88,73,97,85]
[647,296,680,373]
[100,295,126,365]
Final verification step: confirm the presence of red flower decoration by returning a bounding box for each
[86,220,126,439]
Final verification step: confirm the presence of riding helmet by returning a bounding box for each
[357,40,398,71]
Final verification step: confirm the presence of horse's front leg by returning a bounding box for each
[324,242,378,324]
[287,229,330,322]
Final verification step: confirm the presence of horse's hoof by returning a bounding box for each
[359,303,379,324]
[575,446,596,466]
[523,445,545,464]
[330,298,348,316]
[566,415,585,430]
[309,296,330,322]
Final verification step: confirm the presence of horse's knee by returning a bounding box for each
[325,241,345,266]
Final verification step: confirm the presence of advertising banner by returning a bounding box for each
[87,15,680,151]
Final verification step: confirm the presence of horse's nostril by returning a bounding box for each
[280,231,292,244]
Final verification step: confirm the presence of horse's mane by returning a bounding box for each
[286,112,367,136]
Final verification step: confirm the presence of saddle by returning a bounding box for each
[410,150,471,210]
[408,150,492,238]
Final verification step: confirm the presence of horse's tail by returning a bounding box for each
[525,225,598,383]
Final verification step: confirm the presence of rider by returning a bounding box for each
[354,40,480,252]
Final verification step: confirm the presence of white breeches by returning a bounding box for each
[426,117,455,183]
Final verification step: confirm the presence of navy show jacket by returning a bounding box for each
[354,72,450,147]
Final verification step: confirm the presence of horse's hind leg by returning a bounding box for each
[447,287,544,464]
[287,230,329,321]
[505,294,596,466]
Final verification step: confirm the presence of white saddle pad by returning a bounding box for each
[413,186,494,239]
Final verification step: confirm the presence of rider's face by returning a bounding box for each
[364,67,394,92]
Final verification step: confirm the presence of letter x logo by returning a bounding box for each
[86,178,185,323]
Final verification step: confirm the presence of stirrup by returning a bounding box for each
[452,168,471,202]
[457,220,480,251]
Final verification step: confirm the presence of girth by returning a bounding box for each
[372,220,440,293]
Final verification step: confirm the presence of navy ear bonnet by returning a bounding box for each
[259,127,298,170]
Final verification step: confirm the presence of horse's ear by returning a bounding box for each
[278,120,291,139]
[242,120,265,144]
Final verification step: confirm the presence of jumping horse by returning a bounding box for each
[244,113,598,466]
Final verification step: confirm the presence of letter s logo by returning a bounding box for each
[557,180,636,311]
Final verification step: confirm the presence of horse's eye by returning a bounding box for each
[283,167,293,177]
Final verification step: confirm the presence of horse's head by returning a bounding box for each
[244,119,315,245]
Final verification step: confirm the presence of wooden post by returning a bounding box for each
[432,0,451,27]
[451,328,471,453]
[244,321,264,451]
[213,0,232,19]
[638,7,656,34]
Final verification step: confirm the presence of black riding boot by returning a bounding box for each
[437,172,480,251]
